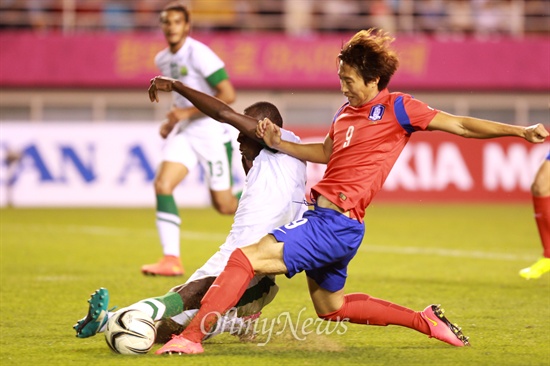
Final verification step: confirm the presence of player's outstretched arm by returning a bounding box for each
[428,111,549,143]
[149,76,260,141]
[257,118,332,164]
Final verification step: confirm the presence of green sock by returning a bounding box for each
[141,292,184,321]
[157,194,178,215]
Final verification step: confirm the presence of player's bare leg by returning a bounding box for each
[210,188,238,215]
[153,278,215,343]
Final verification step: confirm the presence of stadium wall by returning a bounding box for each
[0,32,549,90]
[1,123,548,207]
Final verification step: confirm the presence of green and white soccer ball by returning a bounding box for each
[104,309,156,355]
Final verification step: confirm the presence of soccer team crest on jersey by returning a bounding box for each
[169,64,188,78]
[170,63,179,79]
[369,104,385,121]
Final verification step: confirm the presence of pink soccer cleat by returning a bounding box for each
[141,256,184,277]
[155,335,204,355]
[421,304,470,347]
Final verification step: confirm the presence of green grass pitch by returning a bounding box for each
[1,204,549,366]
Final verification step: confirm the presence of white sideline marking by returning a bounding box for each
[6,224,537,262]
[5,224,228,242]
[361,244,537,262]
[36,275,79,282]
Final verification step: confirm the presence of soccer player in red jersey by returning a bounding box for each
[519,151,550,279]
[155,29,549,355]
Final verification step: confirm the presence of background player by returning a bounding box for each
[154,28,549,355]
[74,80,308,344]
[142,1,239,277]
[519,151,550,279]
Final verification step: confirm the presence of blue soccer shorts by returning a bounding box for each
[271,205,365,292]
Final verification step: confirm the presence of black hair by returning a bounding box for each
[244,101,283,128]
[161,1,190,23]
[338,29,399,90]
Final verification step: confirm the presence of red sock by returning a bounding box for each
[319,293,430,335]
[181,248,254,343]
[533,196,550,258]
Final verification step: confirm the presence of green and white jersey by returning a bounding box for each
[155,36,229,135]
[155,36,233,181]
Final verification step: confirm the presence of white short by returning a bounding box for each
[185,250,232,282]
[185,249,273,292]
[162,125,234,191]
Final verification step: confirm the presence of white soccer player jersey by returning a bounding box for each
[186,129,308,281]
[155,36,233,187]
[155,36,228,136]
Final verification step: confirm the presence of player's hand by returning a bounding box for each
[256,118,281,148]
[148,76,176,103]
[255,118,267,138]
[255,117,275,137]
[159,120,175,139]
[525,123,549,143]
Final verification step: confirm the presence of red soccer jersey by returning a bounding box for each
[312,89,438,221]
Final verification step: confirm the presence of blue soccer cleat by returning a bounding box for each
[73,288,110,338]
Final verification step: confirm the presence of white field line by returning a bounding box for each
[360,245,537,262]
[3,224,228,242]
[4,224,537,262]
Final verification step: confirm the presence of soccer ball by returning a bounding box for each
[104,309,156,355]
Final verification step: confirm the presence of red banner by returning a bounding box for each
[1,32,549,90]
